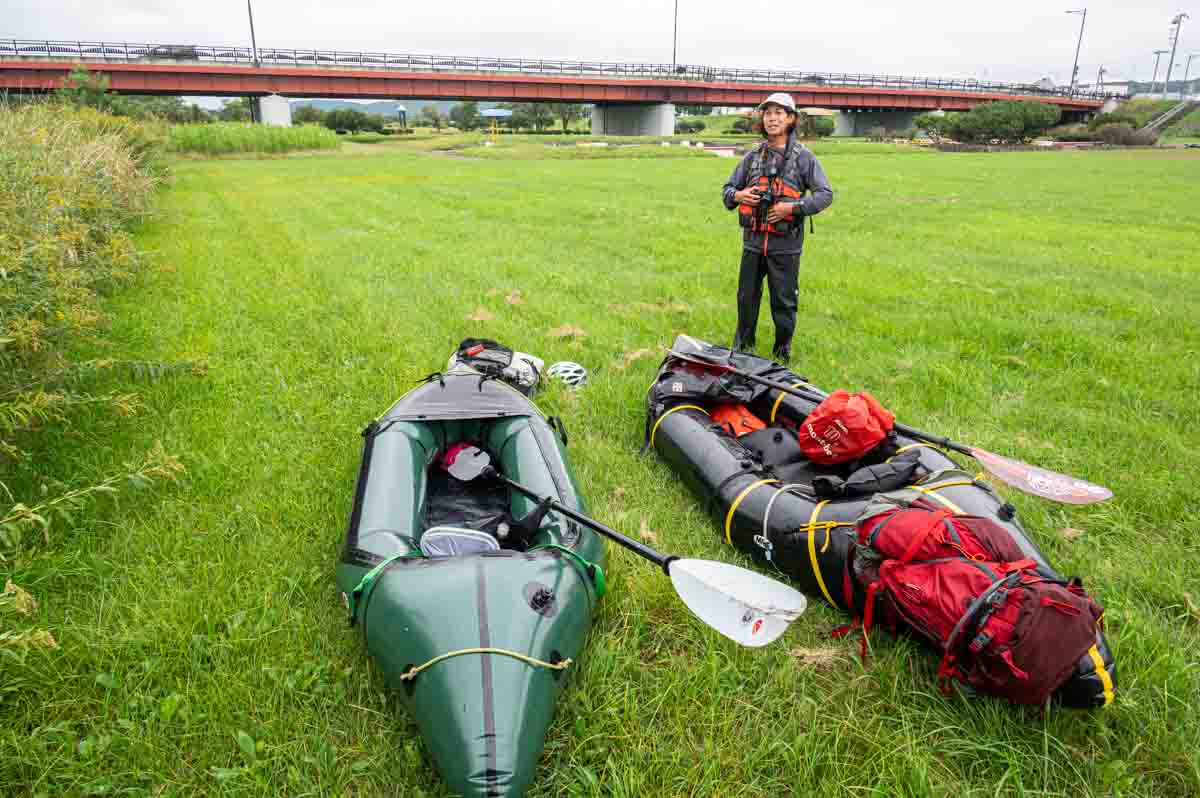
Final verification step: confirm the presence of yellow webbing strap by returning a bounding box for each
[399,648,572,682]
[1087,645,1115,706]
[770,382,806,423]
[725,479,778,544]
[886,443,940,461]
[907,481,974,514]
[649,405,709,448]
[801,520,854,553]
[805,500,838,607]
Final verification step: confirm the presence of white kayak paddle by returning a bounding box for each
[446,444,806,647]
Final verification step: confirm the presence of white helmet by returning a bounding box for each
[546,361,588,389]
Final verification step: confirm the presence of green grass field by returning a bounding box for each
[168,122,340,155]
[3,138,1199,796]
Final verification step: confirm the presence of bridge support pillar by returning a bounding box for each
[590,103,675,136]
[259,94,292,126]
[834,110,921,137]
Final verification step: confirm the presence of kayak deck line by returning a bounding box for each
[400,648,573,682]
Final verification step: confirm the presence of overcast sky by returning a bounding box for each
[5,1,1195,86]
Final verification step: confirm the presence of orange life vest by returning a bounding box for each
[710,403,767,437]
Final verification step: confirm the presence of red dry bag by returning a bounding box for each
[798,390,895,464]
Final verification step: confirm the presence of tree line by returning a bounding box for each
[914,101,1062,144]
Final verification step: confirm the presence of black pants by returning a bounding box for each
[735,249,800,351]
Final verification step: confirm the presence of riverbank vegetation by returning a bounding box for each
[0,102,184,568]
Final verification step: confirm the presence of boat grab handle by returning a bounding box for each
[399,648,572,681]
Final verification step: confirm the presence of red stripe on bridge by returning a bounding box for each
[0,60,1105,111]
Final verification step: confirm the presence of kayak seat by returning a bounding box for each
[423,448,511,538]
[419,526,502,558]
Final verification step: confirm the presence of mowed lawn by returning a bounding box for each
[3,139,1198,797]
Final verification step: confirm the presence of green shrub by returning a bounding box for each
[1094,123,1159,146]
[1088,112,1139,130]
[938,101,1061,143]
[915,112,958,142]
[1045,124,1099,142]
[0,101,181,555]
[168,123,340,155]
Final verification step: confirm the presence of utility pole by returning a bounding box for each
[672,0,679,72]
[1066,8,1087,95]
[1164,13,1189,99]
[1152,49,1169,94]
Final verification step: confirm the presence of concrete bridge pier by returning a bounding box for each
[834,109,921,136]
[590,103,675,136]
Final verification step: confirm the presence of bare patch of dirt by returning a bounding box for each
[466,306,494,322]
[789,647,844,670]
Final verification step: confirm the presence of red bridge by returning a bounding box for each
[1,40,1106,134]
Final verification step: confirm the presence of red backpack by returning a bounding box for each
[798,391,895,464]
[849,499,1105,705]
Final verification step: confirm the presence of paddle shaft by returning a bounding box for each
[669,350,973,456]
[488,470,673,571]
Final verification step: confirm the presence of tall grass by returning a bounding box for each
[168,122,340,155]
[0,101,181,560]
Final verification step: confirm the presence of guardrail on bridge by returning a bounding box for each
[0,39,1114,101]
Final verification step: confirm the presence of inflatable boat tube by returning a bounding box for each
[646,337,1115,709]
[336,367,605,797]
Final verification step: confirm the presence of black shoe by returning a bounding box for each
[772,346,791,364]
[732,333,755,352]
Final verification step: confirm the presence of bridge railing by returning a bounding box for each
[0,39,1112,100]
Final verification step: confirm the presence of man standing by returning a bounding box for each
[722,93,833,363]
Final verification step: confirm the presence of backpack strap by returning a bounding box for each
[897,508,955,563]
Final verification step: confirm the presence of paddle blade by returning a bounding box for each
[444,444,492,482]
[668,559,807,647]
[971,447,1112,505]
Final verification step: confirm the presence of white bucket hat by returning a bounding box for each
[756,92,797,113]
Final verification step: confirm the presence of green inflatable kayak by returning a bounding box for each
[336,364,606,797]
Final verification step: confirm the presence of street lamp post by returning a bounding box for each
[247,0,260,66]
[1164,13,1190,100]
[1152,49,1169,95]
[1066,8,1087,95]
[1184,53,1199,99]
[672,0,679,72]
[246,0,261,124]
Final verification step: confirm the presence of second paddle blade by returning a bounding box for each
[971,447,1113,505]
[668,559,807,648]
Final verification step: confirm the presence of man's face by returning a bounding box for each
[761,104,794,136]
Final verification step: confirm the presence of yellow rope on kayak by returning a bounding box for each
[725,479,778,544]
[795,520,854,553]
[399,648,573,682]
[886,443,940,460]
[906,480,976,514]
[805,501,838,607]
[770,382,806,423]
[649,404,709,448]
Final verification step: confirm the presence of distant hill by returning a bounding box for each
[290,98,504,117]
[1125,79,1199,96]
